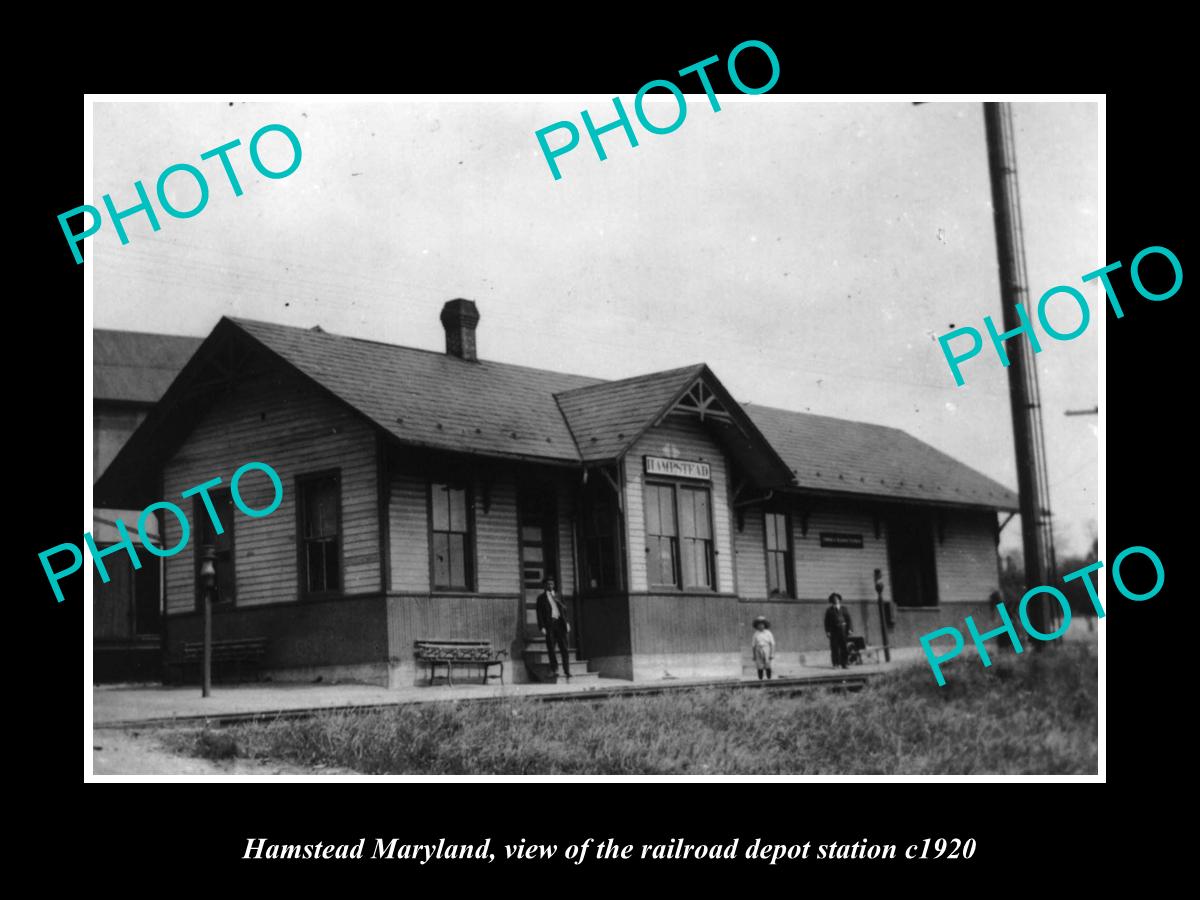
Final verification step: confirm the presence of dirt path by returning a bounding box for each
[92,728,353,776]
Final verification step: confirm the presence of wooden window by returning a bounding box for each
[579,479,621,592]
[678,486,714,590]
[645,481,716,590]
[430,482,474,591]
[764,509,794,598]
[194,488,236,608]
[298,472,341,596]
[645,482,679,588]
[887,513,939,607]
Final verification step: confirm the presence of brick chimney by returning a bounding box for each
[440,298,480,362]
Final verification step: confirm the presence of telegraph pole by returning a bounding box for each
[982,103,1058,637]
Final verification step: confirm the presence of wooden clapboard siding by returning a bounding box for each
[474,474,520,594]
[736,599,863,653]
[624,415,735,593]
[387,464,589,598]
[167,594,388,668]
[935,509,1001,602]
[733,506,769,600]
[162,370,379,613]
[741,596,1010,655]
[792,506,889,602]
[386,594,522,662]
[389,474,429,592]
[628,592,741,655]
[624,453,647,591]
[576,592,631,658]
[555,472,577,594]
[389,468,523,594]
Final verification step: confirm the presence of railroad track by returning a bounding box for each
[98,670,877,730]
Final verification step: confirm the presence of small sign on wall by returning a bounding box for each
[644,456,711,480]
[820,532,864,549]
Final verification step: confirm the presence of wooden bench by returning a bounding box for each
[172,638,268,683]
[414,639,508,686]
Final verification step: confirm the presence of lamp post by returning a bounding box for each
[873,568,891,663]
[198,544,216,698]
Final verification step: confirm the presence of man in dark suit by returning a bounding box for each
[824,592,853,669]
[536,576,571,680]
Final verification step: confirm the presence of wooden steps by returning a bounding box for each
[522,637,597,683]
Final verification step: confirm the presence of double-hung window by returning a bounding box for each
[764,509,794,597]
[645,483,678,588]
[430,482,474,590]
[678,486,714,589]
[645,481,715,590]
[299,472,341,596]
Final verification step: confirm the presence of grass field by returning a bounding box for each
[162,642,1097,775]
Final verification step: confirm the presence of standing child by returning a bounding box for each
[751,616,775,680]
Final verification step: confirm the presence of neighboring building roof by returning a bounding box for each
[94,329,204,404]
[744,403,1018,510]
[95,318,1018,512]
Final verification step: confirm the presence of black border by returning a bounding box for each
[20,19,1186,890]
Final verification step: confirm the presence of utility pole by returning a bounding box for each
[982,103,1058,637]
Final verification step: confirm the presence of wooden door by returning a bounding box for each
[887,513,939,608]
[518,486,559,635]
[93,550,135,640]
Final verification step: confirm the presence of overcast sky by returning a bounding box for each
[91,98,1099,556]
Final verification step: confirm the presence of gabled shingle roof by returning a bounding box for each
[95,317,1018,512]
[233,318,600,464]
[556,364,796,487]
[93,329,203,404]
[555,365,705,462]
[744,403,1018,510]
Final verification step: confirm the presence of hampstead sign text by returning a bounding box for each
[644,457,711,480]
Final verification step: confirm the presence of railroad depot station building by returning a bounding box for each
[95,300,1018,686]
